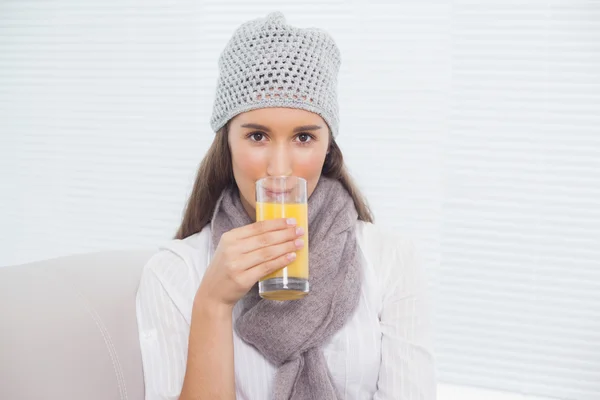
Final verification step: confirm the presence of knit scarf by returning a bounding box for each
[210,176,362,399]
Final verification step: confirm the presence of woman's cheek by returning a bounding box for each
[230,148,265,209]
[237,148,266,178]
[294,151,326,197]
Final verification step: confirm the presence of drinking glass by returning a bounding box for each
[256,176,309,300]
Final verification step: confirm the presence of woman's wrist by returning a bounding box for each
[184,289,236,400]
[193,290,234,321]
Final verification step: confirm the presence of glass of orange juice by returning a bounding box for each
[256,176,308,301]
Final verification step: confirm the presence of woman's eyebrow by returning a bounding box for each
[241,123,271,132]
[293,125,322,133]
[240,123,323,133]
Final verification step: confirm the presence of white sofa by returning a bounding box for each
[0,251,153,400]
[1,252,546,400]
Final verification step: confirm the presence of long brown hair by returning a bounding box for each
[175,121,374,240]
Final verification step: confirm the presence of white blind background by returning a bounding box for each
[1,1,598,399]
[440,3,600,399]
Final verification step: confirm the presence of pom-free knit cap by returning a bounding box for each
[210,11,341,137]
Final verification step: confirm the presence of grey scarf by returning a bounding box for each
[210,176,362,400]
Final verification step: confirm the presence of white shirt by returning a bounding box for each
[136,221,437,400]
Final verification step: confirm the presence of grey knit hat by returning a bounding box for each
[210,11,341,137]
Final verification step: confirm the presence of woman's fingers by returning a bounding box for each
[243,251,299,286]
[249,238,304,267]
[231,218,297,240]
[237,225,304,254]
[238,237,304,271]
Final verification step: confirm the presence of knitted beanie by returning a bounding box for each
[210,11,341,137]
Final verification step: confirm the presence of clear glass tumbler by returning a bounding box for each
[256,176,309,301]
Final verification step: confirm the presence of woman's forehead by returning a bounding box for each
[232,107,326,127]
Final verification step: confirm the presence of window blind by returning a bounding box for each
[438,2,600,399]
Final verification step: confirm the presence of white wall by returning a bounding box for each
[438,383,555,400]
[1,1,598,399]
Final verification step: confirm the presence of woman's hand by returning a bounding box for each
[195,218,305,309]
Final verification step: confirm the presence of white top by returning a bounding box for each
[136,221,437,400]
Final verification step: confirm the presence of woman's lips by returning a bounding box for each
[264,188,292,196]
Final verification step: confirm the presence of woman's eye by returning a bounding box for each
[250,132,264,142]
[297,133,312,143]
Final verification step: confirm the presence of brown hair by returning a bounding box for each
[174,121,374,240]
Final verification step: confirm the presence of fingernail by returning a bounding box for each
[295,227,305,236]
[287,218,297,225]
[287,252,297,261]
[295,239,304,248]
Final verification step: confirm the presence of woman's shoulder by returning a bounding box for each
[355,220,424,296]
[356,220,419,264]
[138,225,212,302]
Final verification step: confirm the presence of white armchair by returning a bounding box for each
[0,251,153,400]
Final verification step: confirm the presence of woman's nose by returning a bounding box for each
[266,145,293,177]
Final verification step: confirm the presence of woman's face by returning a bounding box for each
[228,107,330,219]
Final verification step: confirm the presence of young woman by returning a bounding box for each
[136,11,436,400]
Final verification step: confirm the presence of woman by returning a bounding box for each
[136,11,436,400]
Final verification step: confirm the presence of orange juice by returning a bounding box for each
[256,202,309,282]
